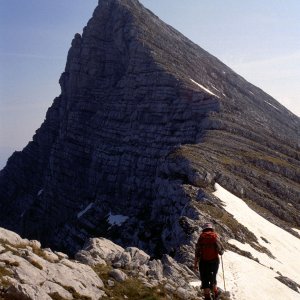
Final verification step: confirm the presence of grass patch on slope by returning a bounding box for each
[103,278,173,300]
[92,263,182,300]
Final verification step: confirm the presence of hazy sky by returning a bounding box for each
[0,0,299,169]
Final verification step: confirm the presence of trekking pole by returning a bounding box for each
[221,255,226,292]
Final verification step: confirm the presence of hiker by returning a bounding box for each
[194,222,224,300]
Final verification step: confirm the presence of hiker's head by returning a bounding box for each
[202,222,214,232]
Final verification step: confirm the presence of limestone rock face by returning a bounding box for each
[75,235,199,298]
[0,0,299,262]
[0,229,104,300]
[109,269,128,282]
[75,237,125,266]
[0,227,200,300]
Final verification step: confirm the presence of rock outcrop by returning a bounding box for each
[0,228,105,300]
[0,0,299,267]
[0,227,203,300]
[76,237,199,299]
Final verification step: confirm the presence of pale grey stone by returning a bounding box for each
[107,279,115,287]
[41,281,73,300]
[0,229,105,300]
[42,249,59,263]
[113,251,131,268]
[54,251,69,260]
[76,237,124,266]
[5,277,53,300]
[29,240,41,249]
[164,283,176,293]
[0,228,25,246]
[109,269,128,282]
[125,247,150,266]
[148,259,164,280]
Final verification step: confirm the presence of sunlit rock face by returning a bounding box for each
[0,227,199,300]
[0,0,299,260]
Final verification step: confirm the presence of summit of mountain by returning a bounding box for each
[0,0,299,264]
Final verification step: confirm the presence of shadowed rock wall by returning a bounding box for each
[0,0,299,258]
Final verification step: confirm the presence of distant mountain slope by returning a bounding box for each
[0,0,299,264]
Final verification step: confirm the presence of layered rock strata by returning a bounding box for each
[0,0,299,263]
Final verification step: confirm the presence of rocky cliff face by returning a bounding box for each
[0,0,299,264]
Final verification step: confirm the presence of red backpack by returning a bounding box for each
[197,231,219,261]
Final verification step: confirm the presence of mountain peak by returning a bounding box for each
[100,0,141,6]
[95,0,143,17]
[0,0,299,276]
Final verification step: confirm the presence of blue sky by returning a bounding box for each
[0,0,299,168]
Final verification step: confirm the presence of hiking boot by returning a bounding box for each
[214,289,219,298]
[213,288,222,299]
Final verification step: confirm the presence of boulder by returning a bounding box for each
[0,227,27,246]
[109,269,128,282]
[112,251,131,268]
[148,259,164,280]
[0,228,105,300]
[75,237,124,266]
[5,277,52,300]
[126,247,150,266]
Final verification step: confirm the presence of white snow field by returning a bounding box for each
[213,183,300,300]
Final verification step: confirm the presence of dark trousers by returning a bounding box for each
[199,260,219,289]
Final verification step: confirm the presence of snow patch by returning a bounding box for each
[265,100,279,110]
[211,84,221,92]
[77,203,93,219]
[37,189,43,196]
[213,183,300,300]
[217,251,300,300]
[227,239,275,269]
[190,79,220,98]
[107,212,129,228]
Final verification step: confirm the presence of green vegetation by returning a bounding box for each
[0,266,13,299]
[0,260,19,268]
[103,278,179,300]
[241,150,293,168]
[31,246,58,263]
[92,263,112,282]
[49,292,69,300]
[0,266,12,280]
[92,263,184,300]
[28,259,43,270]
[59,285,92,300]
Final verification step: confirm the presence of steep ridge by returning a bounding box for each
[0,0,299,263]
